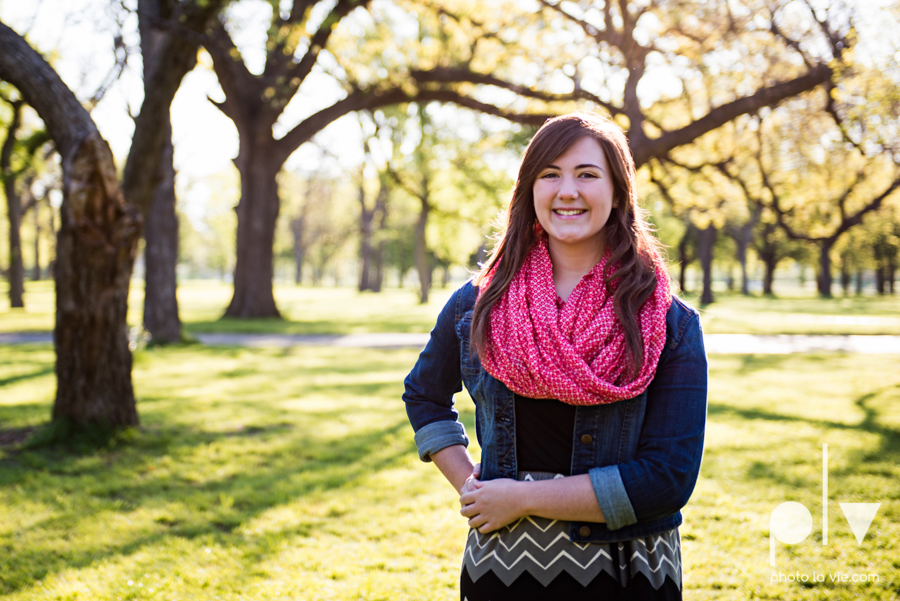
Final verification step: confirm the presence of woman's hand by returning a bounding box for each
[459,463,481,496]
[459,478,526,533]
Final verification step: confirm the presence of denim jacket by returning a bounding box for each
[403,281,708,543]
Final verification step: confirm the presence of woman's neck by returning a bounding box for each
[547,240,605,301]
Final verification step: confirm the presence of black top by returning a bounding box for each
[515,394,576,475]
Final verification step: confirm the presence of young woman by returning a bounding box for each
[403,112,707,600]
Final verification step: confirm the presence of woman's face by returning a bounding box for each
[532,136,615,260]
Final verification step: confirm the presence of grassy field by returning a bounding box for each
[2,279,900,336]
[1,343,899,600]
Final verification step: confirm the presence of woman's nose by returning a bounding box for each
[557,175,579,199]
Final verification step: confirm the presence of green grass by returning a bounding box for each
[1,345,898,600]
[2,279,900,336]
[0,280,456,336]
[682,292,900,336]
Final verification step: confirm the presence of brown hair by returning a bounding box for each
[471,112,665,375]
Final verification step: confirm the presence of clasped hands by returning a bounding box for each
[459,463,525,534]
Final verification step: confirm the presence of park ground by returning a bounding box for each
[1,280,899,600]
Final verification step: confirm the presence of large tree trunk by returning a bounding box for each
[817,242,833,298]
[2,99,25,308]
[698,225,716,304]
[142,130,182,342]
[226,147,282,317]
[0,22,142,428]
[54,135,141,426]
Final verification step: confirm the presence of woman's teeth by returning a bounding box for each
[554,209,586,216]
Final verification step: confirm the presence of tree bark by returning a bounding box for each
[358,178,388,292]
[414,191,431,304]
[677,225,694,294]
[0,21,142,428]
[31,196,41,280]
[372,193,388,293]
[142,129,182,342]
[817,242,833,298]
[839,255,851,297]
[732,219,756,296]
[226,144,282,317]
[1,98,24,308]
[762,253,778,296]
[888,257,896,295]
[358,179,374,292]
[54,134,141,426]
[291,209,306,285]
[698,225,716,304]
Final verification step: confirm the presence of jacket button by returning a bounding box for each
[581,434,593,445]
[579,526,591,537]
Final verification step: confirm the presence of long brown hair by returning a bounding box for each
[471,112,665,374]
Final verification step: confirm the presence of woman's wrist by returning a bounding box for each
[430,444,475,493]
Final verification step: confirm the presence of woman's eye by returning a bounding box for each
[579,172,598,179]
[540,172,559,179]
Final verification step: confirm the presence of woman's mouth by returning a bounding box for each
[553,209,587,216]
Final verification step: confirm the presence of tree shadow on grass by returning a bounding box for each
[847,383,900,471]
[0,365,54,388]
[0,415,418,595]
[708,382,900,489]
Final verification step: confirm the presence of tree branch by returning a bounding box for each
[409,66,623,116]
[272,85,550,166]
[633,63,833,167]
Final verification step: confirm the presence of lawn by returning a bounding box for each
[2,279,900,336]
[1,344,898,600]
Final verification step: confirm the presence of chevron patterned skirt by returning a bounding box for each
[461,472,682,595]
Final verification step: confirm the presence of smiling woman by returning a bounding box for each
[403,112,708,600]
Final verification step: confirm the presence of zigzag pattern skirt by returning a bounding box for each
[461,472,682,595]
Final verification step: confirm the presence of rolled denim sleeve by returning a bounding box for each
[403,285,470,462]
[613,304,708,524]
[589,464,637,530]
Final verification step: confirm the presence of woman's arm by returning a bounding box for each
[459,474,604,533]
[403,286,470,463]
[431,444,477,494]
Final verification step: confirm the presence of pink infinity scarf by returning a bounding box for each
[479,239,672,406]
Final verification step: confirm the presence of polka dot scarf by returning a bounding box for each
[479,239,671,406]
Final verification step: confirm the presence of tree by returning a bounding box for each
[1,93,25,308]
[356,110,392,292]
[0,21,142,428]
[758,94,900,297]
[122,0,228,343]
